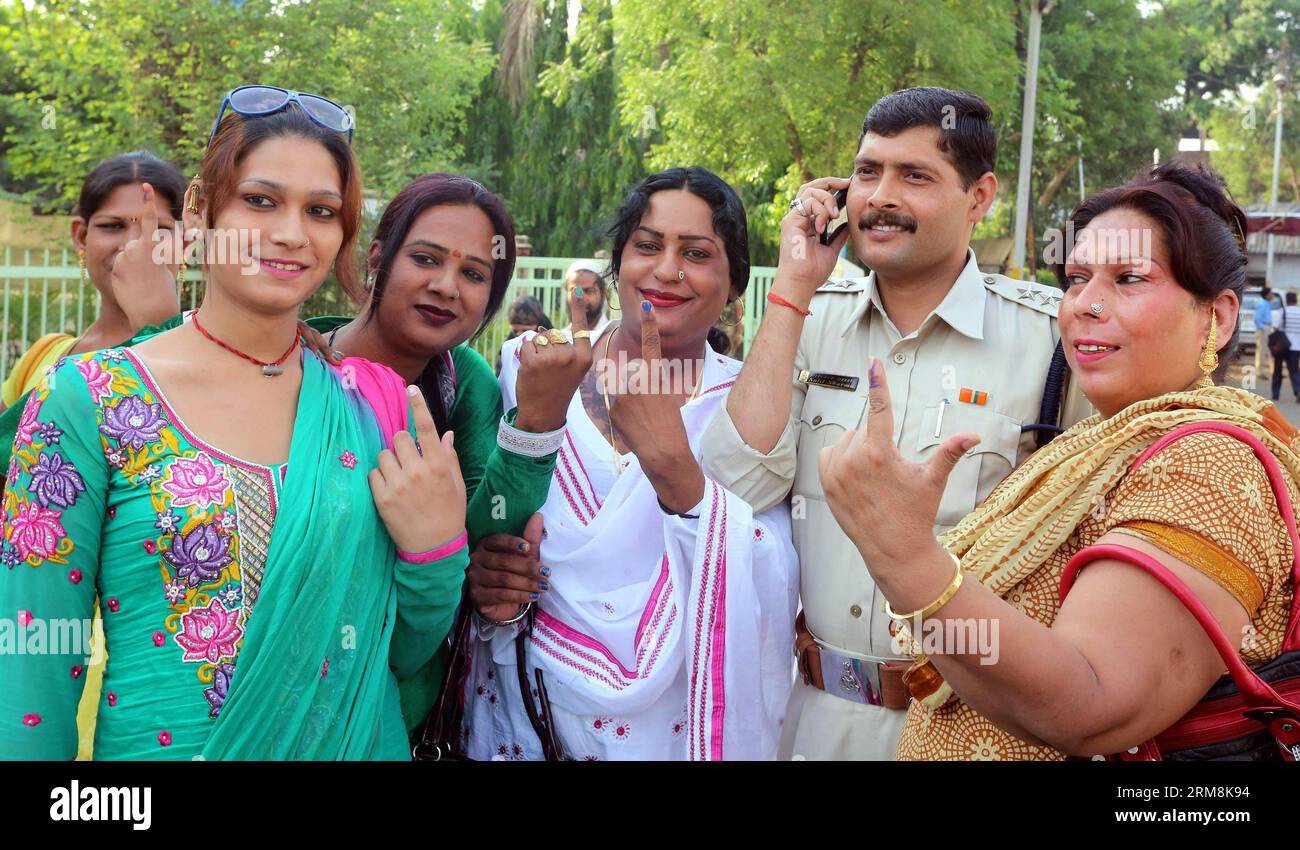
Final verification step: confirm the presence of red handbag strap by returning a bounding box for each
[1132,421,1300,648]
[1059,421,1300,713]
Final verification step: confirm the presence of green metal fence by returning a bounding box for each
[0,247,780,379]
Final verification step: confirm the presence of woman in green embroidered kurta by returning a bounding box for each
[0,92,471,759]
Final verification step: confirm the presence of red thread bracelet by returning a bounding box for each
[767,292,812,317]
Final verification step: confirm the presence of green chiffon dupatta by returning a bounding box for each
[201,352,411,759]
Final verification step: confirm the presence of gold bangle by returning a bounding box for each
[572,330,592,341]
[884,552,964,622]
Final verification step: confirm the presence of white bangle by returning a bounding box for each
[497,416,566,458]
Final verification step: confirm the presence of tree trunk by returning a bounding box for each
[1036,154,1078,208]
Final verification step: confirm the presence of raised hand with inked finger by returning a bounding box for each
[108,182,184,330]
[369,384,468,554]
[514,285,595,433]
[818,357,980,568]
[608,300,706,514]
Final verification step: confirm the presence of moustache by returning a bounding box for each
[859,212,918,233]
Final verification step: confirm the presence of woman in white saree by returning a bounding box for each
[462,167,799,760]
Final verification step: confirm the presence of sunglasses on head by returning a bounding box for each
[208,85,355,148]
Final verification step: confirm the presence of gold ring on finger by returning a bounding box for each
[543,329,571,345]
[572,330,592,341]
[534,334,549,347]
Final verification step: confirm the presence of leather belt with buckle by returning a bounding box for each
[794,611,911,710]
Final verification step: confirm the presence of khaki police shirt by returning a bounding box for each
[701,249,1093,663]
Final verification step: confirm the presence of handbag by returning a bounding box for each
[411,594,475,761]
[1060,421,1300,761]
[513,606,573,761]
[1269,306,1291,356]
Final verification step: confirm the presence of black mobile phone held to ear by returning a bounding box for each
[820,187,849,246]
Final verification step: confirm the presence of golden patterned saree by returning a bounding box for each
[896,385,1300,761]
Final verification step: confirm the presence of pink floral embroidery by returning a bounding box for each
[152,631,165,647]
[67,569,82,584]
[142,540,156,554]
[157,730,171,746]
[321,657,329,678]
[591,717,613,734]
[106,598,119,612]
[174,599,243,663]
[76,358,114,404]
[612,722,631,741]
[107,505,116,520]
[15,396,42,447]
[22,714,40,727]
[16,610,33,627]
[106,692,117,707]
[339,451,357,470]
[70,665,83,679]
[8,503,66,561]
[162,453,231,509]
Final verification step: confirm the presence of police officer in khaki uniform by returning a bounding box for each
[701,88,1091,760]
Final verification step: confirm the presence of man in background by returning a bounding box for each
[1256,286,1274,381]
[564,259,611,339]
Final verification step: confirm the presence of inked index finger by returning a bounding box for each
[569,284,593,357]
[861,358,894,449]
[639,300,662,364]
[141,182,159,242]
[404,384,438,452]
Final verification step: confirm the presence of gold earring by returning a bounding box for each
[77,250,87,286]
[185,177,200,214]
[1197,308,1219,388]
[606,283,621,314]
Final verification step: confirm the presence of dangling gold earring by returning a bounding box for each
[185,177,200,215]
[77,250,87,286]
[1197,307,1219,388]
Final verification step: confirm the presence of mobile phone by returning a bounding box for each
[820,187,849,246]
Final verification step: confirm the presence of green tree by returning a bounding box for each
[1,0,494,209]
[454,0,647,257]
[1164,0,1298,205]
[1015,0,1185,265]
[612,0,1016,263]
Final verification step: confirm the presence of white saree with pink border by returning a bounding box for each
[462,334,798,761]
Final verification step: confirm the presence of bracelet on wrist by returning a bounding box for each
[656,496,700,520]
[477,602,533,627]
[397,530,468,564]
[767,292,812,317]
[883,551,964,622]
[497,415,566,458]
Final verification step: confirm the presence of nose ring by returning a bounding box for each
[678,270,685,281]
[1090,303,1103,315]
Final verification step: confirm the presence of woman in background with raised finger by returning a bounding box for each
[0,152,185,416]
